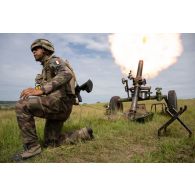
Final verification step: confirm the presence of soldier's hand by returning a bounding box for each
[20,88,44,99]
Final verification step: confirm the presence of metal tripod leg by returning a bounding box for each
[158,106,192,138]
[166,106,192,137]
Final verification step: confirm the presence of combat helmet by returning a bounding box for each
[31,39,54,54]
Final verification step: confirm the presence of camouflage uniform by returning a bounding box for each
[14,39,93,160]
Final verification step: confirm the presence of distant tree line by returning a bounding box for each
[0,101,16,105]
[0,101,16,110]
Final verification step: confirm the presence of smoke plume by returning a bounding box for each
[109,33,183,79]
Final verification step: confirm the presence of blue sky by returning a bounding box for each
[0,33,194,103]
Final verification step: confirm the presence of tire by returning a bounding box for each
[167,90,177,110]
[109,96,123,113]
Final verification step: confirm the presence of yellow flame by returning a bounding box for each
[108,33,183,79]
[142,36,147,44]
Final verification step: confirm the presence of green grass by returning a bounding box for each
[0,99,195,163]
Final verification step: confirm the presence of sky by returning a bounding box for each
[0,33,195,103]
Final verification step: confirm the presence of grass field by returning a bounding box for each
[0,99,195,163]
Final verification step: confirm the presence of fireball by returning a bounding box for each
[108,33,183,79]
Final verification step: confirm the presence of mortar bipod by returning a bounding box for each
[157,105,193,138]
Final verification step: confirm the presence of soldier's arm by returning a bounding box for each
[41,58,72,94]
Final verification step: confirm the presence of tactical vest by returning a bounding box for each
[35,56,76,96]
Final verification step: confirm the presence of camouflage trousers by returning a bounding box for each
[15,95,74,147]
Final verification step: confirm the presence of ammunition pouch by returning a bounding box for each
[35,74,43,85]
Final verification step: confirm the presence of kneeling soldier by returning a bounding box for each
[13,39,93,161]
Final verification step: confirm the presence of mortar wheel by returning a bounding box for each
[167,90,178,110]
[109,96,123,113]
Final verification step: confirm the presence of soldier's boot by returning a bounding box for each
[12,144,42,161]
[62,127,94,144]
[78,127,94,140]
[86,128,94,139]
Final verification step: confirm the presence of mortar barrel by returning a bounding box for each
[136,60,143,77]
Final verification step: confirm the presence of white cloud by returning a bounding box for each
[46,33,109,52]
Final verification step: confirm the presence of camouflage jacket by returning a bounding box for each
[35,55,76,98]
